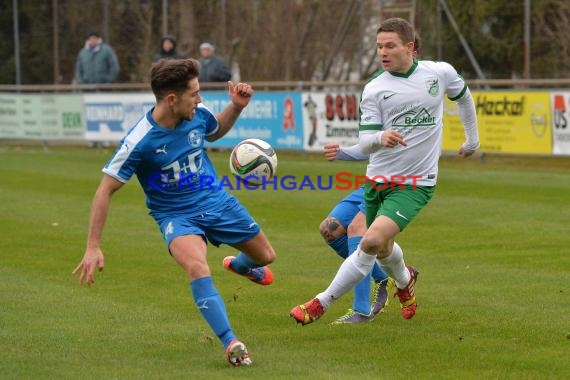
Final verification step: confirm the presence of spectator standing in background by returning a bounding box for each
[153,35,186,62]
[75,31,120,84]
[198,42,232,83]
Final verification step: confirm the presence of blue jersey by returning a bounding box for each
[103,105,232,214]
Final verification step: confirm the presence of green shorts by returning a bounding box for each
[364,182,435,231]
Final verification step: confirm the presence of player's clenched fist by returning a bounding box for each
[323,144,340,161]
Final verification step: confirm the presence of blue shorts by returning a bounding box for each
[328,187,365,229]
[151,195,261,249]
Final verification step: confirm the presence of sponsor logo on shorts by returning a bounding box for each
[396,210,409,221]
[164,221,174,237]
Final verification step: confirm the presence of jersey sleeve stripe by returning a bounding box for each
[101,169,129,183]
[359,124,383,132]
[103,119,153,181]
[448,83,467,101]
[206,124,219,137]
[197,103,219,136]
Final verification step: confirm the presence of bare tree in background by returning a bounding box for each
[117,1,155,83]
[176,0,195,58]
[532,0,570,78]
[2,0,570,84]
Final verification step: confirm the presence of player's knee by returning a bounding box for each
[359,235,375,253]
[342,210,366,238]
[266,248,277,264]
[376,243,392,258]
[359,235,387,256]
[256,246,276,266]
[346,218,366,237]
[319,217,346,242]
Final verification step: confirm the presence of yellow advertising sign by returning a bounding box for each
[443,92,552,154]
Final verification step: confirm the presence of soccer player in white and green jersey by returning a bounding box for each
[291,17,479,325]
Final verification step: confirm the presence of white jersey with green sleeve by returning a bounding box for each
[359,60,468,186]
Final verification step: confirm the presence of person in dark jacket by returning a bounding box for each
[198,42,232,82]
[153,35,185,62]
[75,31,119,84]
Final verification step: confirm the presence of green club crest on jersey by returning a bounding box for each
[426,78,439,97]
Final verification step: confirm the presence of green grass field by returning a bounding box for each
[1,145,569,379]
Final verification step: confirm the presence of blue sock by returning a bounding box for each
[190,276,236,348]
[328,235,349,259]
[371,261,389,283]
[230,252,261,274]
[348,236,373,314]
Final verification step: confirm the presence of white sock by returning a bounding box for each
[316,248,376,309]
[378,242,410,289]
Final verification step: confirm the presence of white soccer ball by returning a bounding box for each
[229,139,278,185]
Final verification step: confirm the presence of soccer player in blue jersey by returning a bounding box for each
[320,143,395,324]
[73,58,276,367]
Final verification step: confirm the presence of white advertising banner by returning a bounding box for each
[551,92,570,155]
[84,93,155,141]
[301,92,360,152]
[0,93,84,139]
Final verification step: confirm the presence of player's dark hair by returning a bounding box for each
[377,17,415,45]
[150,58,200,100]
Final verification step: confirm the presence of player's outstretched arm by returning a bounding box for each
[73,174,124,287]
[325,143,370,161]
[207,81,254,142]
[455,90,479,158]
